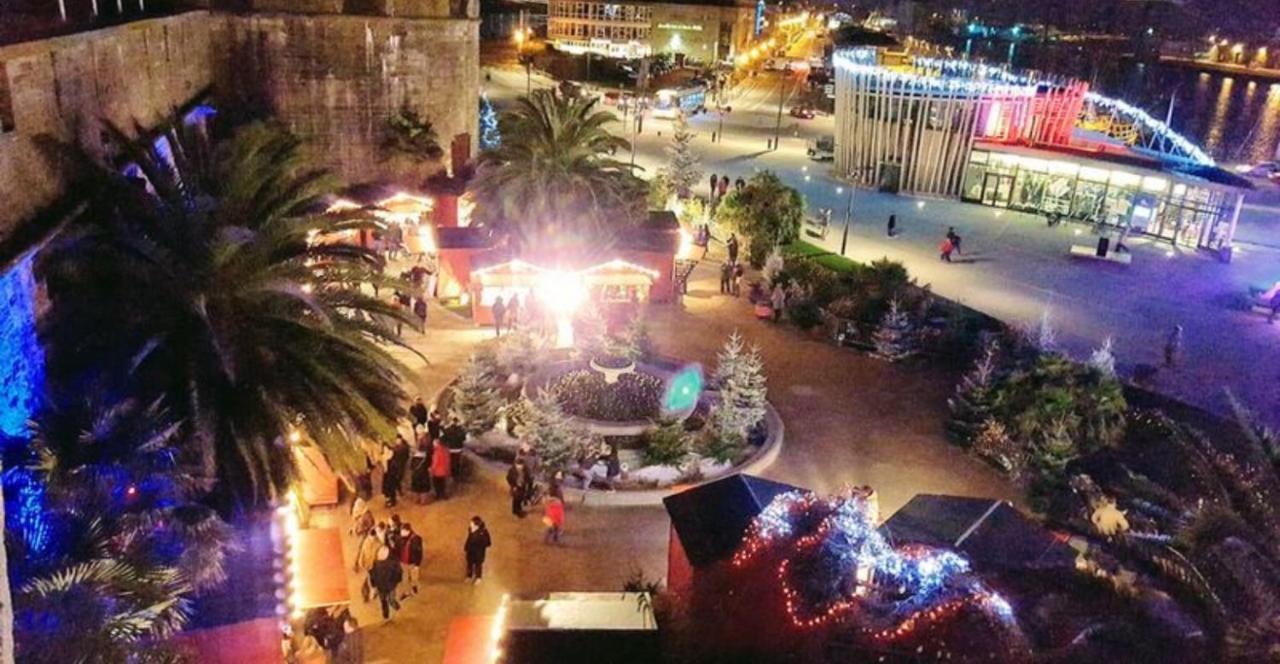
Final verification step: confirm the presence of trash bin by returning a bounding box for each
[1096,237,1110,257]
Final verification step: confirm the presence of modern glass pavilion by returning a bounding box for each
[832,47,1250,253]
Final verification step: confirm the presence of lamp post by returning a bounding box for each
[514,26,530,95]
[838,185,854,256]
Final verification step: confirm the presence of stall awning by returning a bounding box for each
[294,528,349,610]
[173,617,284,664]
[293,446,339,507]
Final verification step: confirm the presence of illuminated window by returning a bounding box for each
[1048,160,1079,176]
[1141,176,1169,193]
[1109,171,1141,188]
[1079,166,1109,182]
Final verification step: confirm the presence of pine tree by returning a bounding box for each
[519,391,596,475]
[451,355,503,436]
[479,93,501,151]
[972,418,1024,478]
[1088,336,1117,377]
[572,299,609,360]
[872,298,917,362]
[644,417,691,467]
[708,332,767,459]
[619,315,657,363]
[1030,310,1057,353]
[661,116,702,199]
[947,340,1000,446]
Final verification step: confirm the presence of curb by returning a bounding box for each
[463,402,786,508]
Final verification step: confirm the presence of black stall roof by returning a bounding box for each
[663,474,805,568]
[881,494,1077,570]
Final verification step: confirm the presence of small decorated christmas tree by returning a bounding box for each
[518,391,596,475]
[707,332,768,460]
[618,315,657,363]
[644,418,692,467]
[972,418,1024,478]
[451,355,502,436]
[661,115,702,199]
[947,341,1000,446]
[1088,336,1117,377]
[872,298,917,362]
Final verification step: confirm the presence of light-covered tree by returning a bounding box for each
[518,391,597,475]
[451,356,503,436]
[947,340,1000,445]
[1088,336,1117,377]
[1030,310,1057,353]
[479,93,501,151]
[661,116,702,199]
[872,299,917,362]
[643,418,692,467]
[707,332,767,460]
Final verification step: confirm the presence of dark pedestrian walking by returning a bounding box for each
[1164,325,1183,368]
[427,408,443,442]
[464,517,492,583]
[887,214,897,237]
[409,397,429,434]
[735,176,746,191]
[709,172,719,199]
[726,233,739,265]
[492,296,506,338]
[946,226,962,254]
[506,459,532,517]
[732,263,744,297]
[718,175,730,199]
[409,433,431,505]
[413,298,428,329]
[443,416,467,478]
[719,261,733,294]
[430,438,451,500]
[382,435,410,507]
[368,546,402,620]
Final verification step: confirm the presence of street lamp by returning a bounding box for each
[514,27,531,95]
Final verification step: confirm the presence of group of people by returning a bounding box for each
[708,172,746,205]
[491,291,538,338]
[718,233,744,296]
[374,398,467,508]
[392,258,436,334]
[504,446,566,544]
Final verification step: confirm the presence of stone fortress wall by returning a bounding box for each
[0,3,479,242]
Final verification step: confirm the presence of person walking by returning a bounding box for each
[333,612,364,664]
[368,546,403,620]
[1164,325,1183,368]
[430,437,452,500]
[492,296,506,338]
[946,226,962,255]
[543,495,565,545]
[413,297,428,330]
[398,523,424,599]
[409,397,429,434]
[771,282,786,322]
[887,214,897,237]
[506,458,531,517]
[718,175,730,200]
[726,233,739,265]
[464,516,492,584]
[719,261,732,294]
[409,433,431,505]
[383,435,410,507]
[427,408,443,443]
[732,263,744,297]
[939,237,954,262]
[443,416,467,478]
[356,521,387,602]
[735,176,746,191]
[709,172,719,200]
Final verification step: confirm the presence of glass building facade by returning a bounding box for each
[960,147,1243,250]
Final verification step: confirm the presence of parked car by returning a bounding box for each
[807,135,835,161]
[790,104,816,119]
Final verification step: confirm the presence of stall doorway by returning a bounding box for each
[981,173,1014,207]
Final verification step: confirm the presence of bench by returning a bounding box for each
[1069,244,1132,265]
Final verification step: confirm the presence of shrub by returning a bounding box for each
[787,298,823,330]
[994,353,1127,458]
[643,418,692,466]
[947,341,1000,446]
[549,370,664,421]
[972,418,1024,478]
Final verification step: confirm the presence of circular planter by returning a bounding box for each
[588,357,636,384]
[526,358,701,435]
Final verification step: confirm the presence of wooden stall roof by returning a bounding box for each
[295,528,349,609]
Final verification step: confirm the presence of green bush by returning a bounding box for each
[787,299,823,330]
[643,418,692,466]
[549,370,664,421]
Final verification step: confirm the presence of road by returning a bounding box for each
[482,36,1280,427]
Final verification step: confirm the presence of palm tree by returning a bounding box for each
[37,121,419,505]
[468,89,647,249]
[380,107,445,182]
[6,385,233,663]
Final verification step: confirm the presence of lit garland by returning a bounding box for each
[732,490,1017,642]
[480,93,501,151]
[832,48,1215,166]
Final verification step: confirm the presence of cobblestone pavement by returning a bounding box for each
[335,252,1016,662]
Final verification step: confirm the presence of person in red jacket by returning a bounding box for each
[430,438,451,500]
[543,495,565,545]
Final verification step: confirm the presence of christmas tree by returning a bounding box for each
[451,355,503,436]
[707,332,768,460]
[618,315,657,363]
[518,391,597,475]
[643,417,692,467]
[972,418,1023,478]
[1088,336,1116,377]
[872,298,917,362]
[947,341,999,446]
[572,299,609,361]
[661,115,702,199]
[479,93,500,151]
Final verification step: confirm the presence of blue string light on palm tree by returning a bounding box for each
[0,257,50,554]
[479,93,501,151]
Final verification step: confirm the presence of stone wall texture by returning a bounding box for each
[0,8,479,242]
[220,13,479,185]
[0,11,217,242]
